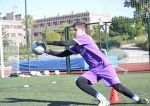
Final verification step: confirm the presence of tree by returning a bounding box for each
[23,15,34,47]
[124,0,150,18]
[134,18,145,36]
[58,22,74,40]
[89,25,103,42]
[109,16,134,40]
[40,24,61,42]
[23,15,34,33]
[58,22,68,40]
[109,16,145,40]
[46,31,61,41]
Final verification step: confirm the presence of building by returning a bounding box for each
[0,11,112,45]
[0,12,26,46]
[33,11,112,35]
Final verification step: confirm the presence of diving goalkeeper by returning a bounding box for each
[33,21,149,106]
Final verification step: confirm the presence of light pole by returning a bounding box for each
[0,13,1,20]
[64,27,71,74]
[25,0,30,71]
[144,2,150,62]
[146,14,150,62]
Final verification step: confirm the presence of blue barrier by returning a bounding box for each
[12,50,124,73]
[12,55,89,72]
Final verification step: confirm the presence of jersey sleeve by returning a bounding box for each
[69,45,78,54]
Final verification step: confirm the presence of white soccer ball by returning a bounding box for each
[30,71,36,76]
[43,70,49,75]
[33,46,45,55]
[54,70,60,75]
[24,85,30,88]
[36,71,41,76]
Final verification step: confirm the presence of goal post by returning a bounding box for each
[0,23,20,78]
[0,23,4,78]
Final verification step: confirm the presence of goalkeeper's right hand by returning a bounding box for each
[32,41,47,55]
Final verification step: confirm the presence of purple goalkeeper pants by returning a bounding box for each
[81,64,120,87]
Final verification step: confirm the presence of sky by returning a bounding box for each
[0,0,135,19]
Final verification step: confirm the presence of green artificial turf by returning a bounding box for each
[0,73,150,106]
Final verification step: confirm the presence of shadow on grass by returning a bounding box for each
[0,98,96,106]
[111,102,143,105]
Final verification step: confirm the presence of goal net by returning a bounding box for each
[0,23,20,77]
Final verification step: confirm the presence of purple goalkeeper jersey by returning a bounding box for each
[70,34,110,69]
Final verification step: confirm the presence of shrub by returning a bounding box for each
[108,48,127,60]
[96,36,122,49]
[135,35,148,51]
[109,36,123,48]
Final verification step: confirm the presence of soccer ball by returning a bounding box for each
[30,71,36,76]
[32,41,46,55]
[33,45,45,55]
[36,71,41,76]
[54,70,60,75]
[43,70,49,75]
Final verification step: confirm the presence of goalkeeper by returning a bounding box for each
[33,21,149,106]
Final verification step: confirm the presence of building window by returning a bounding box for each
[82,18,87,21]
[53,22,57,25]
[18,33,22,36]
[33,24,38,27]
[3,33,9,38]
[40,24,44,27]
[47,23,51,26]
[67,20,71,24]
[17,25,22,29]
[74,19,79,22]
[11,33,16,37]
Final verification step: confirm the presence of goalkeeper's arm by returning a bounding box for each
[46,49,74,57]
[46,40,77,46]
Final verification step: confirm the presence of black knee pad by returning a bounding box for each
[76,77,89,87]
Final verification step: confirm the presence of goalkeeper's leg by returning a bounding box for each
[112,83,149,104]
[76,77,110,105]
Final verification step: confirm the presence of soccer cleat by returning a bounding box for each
[98,99,110,106]
[136,98,150,104]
